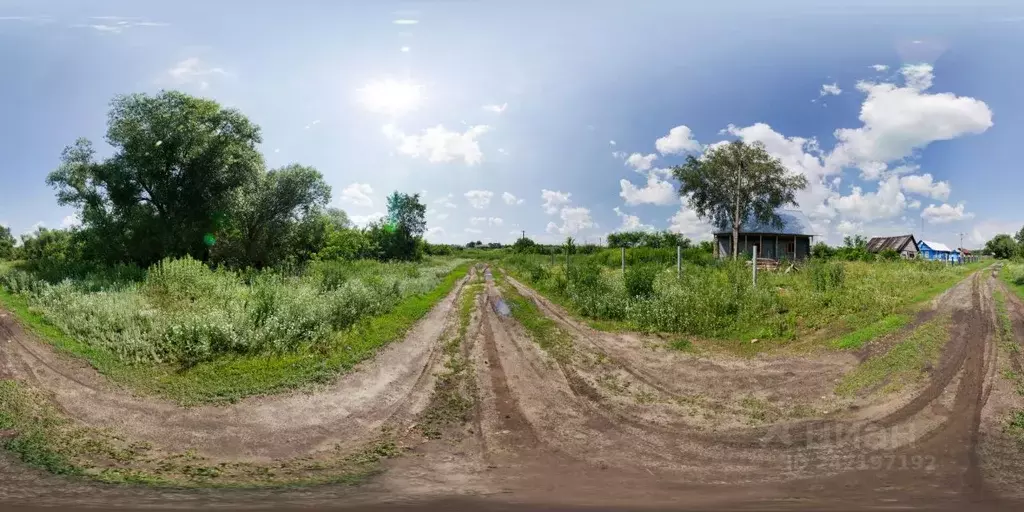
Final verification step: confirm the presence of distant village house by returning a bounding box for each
[918,240,960,263]
[865,235,919,259]
[713,210,815,261]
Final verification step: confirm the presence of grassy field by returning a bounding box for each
[0,257,469,405]
[502,254,983,351]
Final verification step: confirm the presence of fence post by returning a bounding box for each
[752,245,758,287]
[676,245,681,277]
[621,247,625,275]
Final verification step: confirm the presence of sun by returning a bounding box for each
[357,79,422,116]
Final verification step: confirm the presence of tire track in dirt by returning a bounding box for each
[0,273,472,461]
[505,270,982,447]
[0,263,1021,510]
[494,267,1009,507]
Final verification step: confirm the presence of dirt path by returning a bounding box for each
[0,274,471,461]
[0,264,1021,510]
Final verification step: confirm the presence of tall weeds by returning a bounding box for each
[503,255,974,341]
[0,256,461,367]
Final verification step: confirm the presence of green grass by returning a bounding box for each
[1006,410,1024,444]
[1001,262,1024,302]
[831,314,910,350]
[994,287,1016,349]
[0,379,396,487]
[497,278,574,364]
[835,316,950,397]
[417,281,480,439]
[502,254,983,352]
[0,263,471,405]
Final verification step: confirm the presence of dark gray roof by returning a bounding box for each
[712,210,815,236]
[866,235,917,253]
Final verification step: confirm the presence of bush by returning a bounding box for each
[0,256,462,366]
[878,249,901,261]
[624,264,659,298]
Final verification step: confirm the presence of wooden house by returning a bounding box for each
[865,235,919,258]
[918,240,959,263]
[713,210,815,261]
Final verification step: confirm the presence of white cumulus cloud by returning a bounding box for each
[546,207,596,236]
[613,207,653,232]
[340,183,374,207]
[655,125,701,155]
[922,203,973,224]
[830,176,907,222]
[668,199,713,240]
[383,124,491,165]
[901,63,934,90]
[541,189,571,215]
[470,217,504,226]
[351,212,386,227]
[619,172,676,205]
[60,213,82,229]
[899,174,951,200]
[820,83,842,96]
[872,64,889,72]
[502,192,524,205]
[827,64,993,175]
[464,190,494,209]
[625,152,657,171]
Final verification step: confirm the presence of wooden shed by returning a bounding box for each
[713,210,815,261]
[866,234,919,258]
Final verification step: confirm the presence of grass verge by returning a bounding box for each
[0,379,397,487]
[835,316,950,397]
[496,277,574,364]
[831,314,910,350]
[417,279,481,439]
[0,263,470,406]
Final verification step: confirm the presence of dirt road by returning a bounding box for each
[0,264,1021,510]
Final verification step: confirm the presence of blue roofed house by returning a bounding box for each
[918,240,960,263]
[713,210,817,261]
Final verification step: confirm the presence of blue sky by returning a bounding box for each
[1,1,1023,249]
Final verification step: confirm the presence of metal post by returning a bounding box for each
[676,245,681,277]
[752,245,758,287]
[621,247,625,275]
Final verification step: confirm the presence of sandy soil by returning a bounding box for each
[0,264,1020,511]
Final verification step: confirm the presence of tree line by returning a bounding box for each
[983,228,1024,260]
[2,91,431,271]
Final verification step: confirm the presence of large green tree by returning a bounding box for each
[47,91,264,265]
[212,164,331,268]
[672,140,807,260]
[0,225,15,260]
[1014,226,1024,247]
[371,192,427,260]
[986,234,1019,260]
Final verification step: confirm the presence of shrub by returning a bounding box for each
[624,264,659,298]
[0,256,462,366]
[878,249,901,261]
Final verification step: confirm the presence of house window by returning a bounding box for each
[787,242,795,254]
